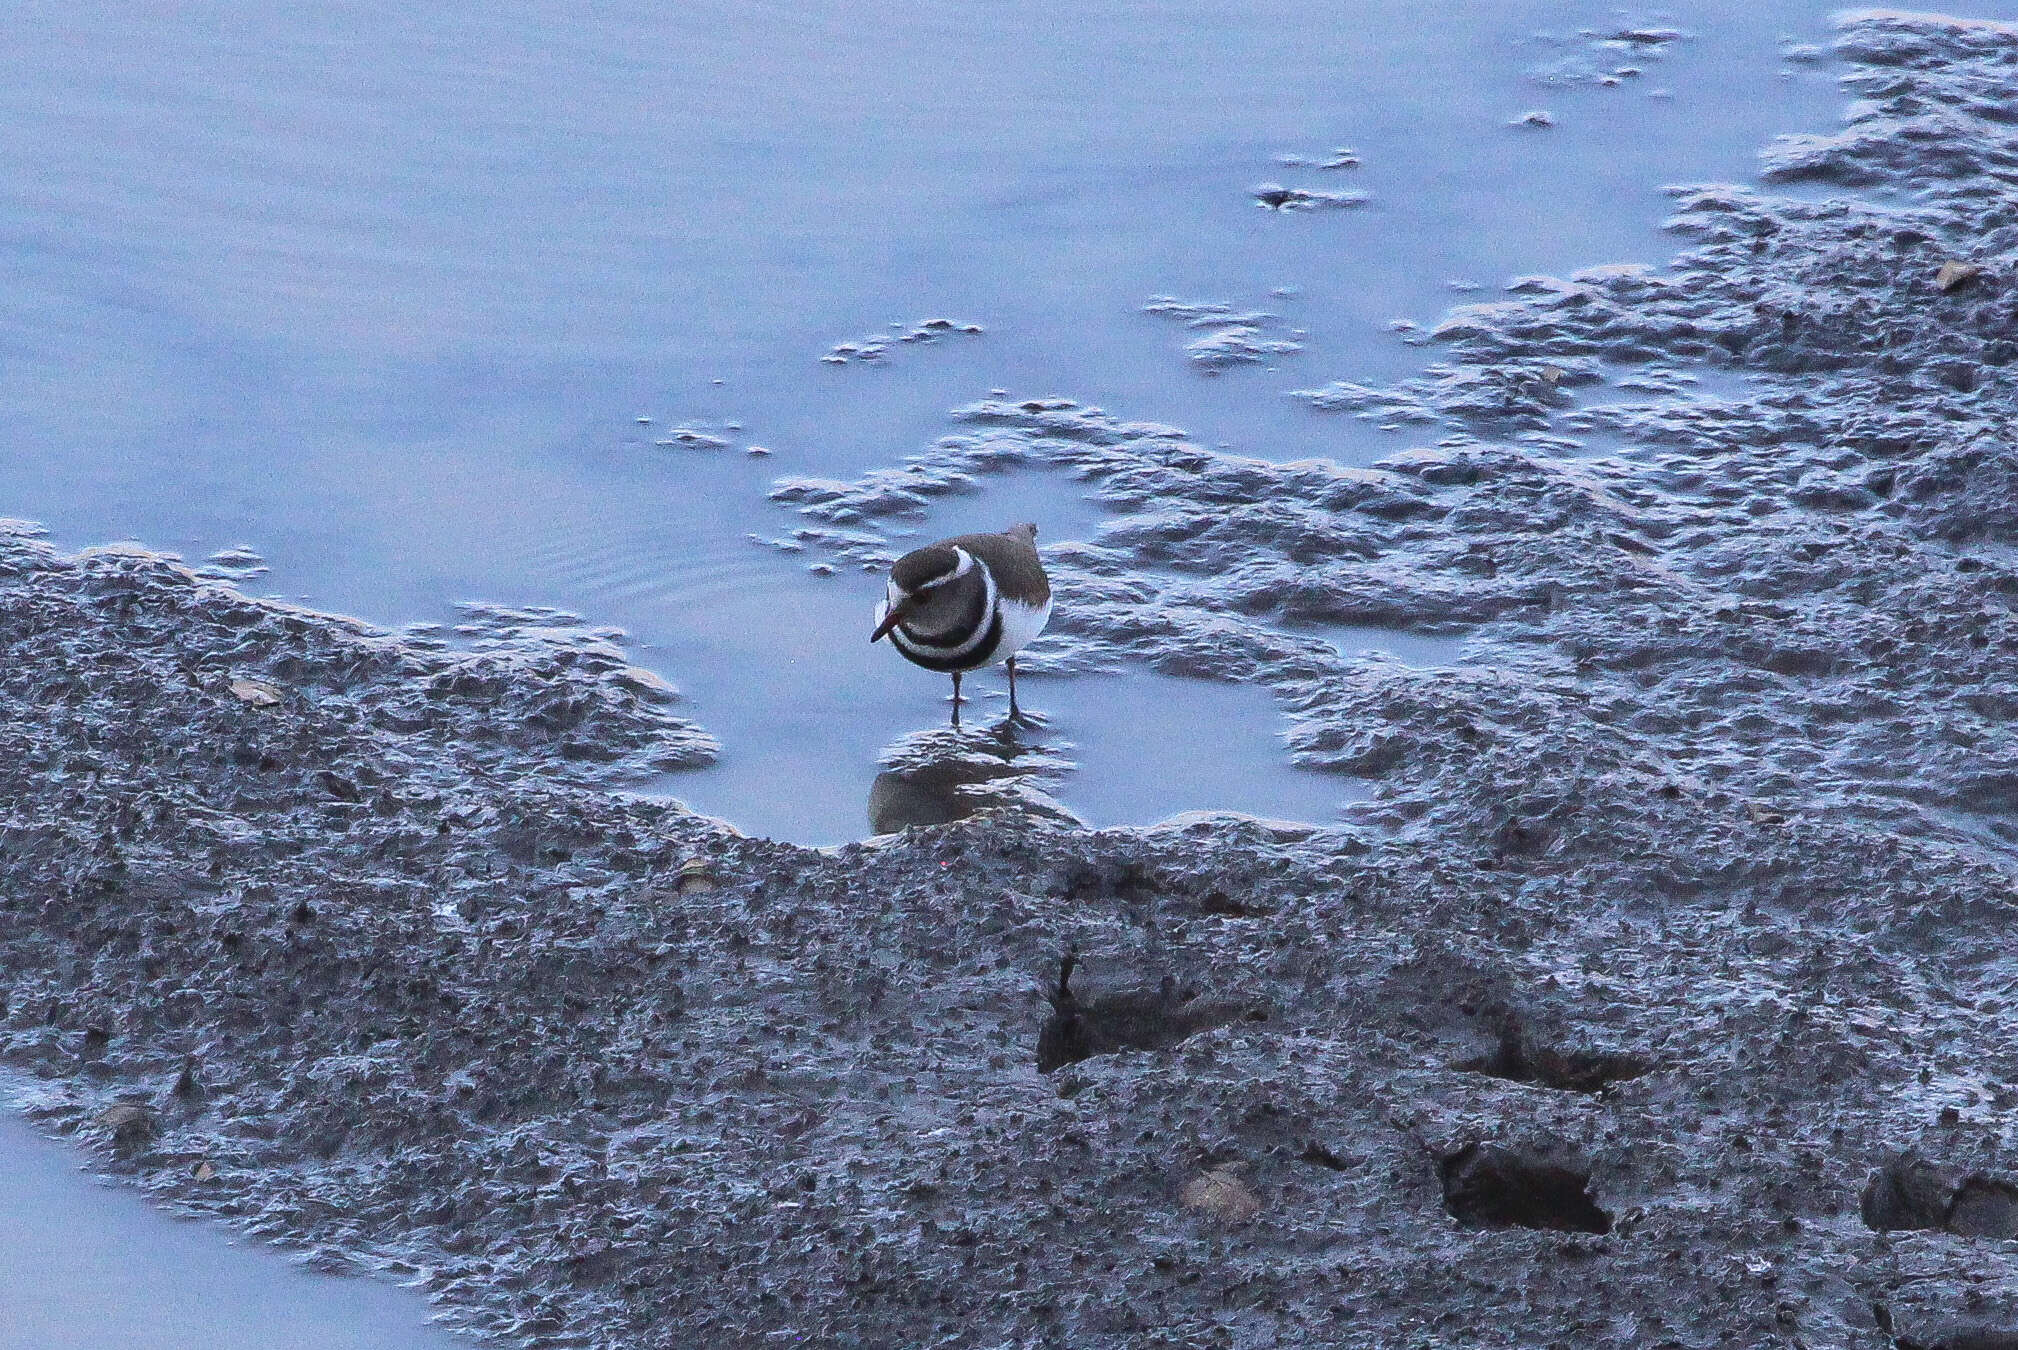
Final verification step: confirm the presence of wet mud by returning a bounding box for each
[1145,297,1309,373]
[5,11,2018,1349]
[1249,184,1370,212]
[822,319,986,367]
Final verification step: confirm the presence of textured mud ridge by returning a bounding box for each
[5,10,2018,1350]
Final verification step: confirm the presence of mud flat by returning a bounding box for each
[6,10,2018,1349]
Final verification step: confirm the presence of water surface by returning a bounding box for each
[0,2,1850,837]
[0,1100,462,1350]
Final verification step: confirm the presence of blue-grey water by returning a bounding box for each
[0,0,1872,1339]
[0,1096,464,1350]
[0,0,1852,846]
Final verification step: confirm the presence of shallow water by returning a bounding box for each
[0,1101,462,1350]
[0,2,1847,841]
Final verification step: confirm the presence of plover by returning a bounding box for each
[870,522,1050,727]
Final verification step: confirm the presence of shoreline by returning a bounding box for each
[5,11,2018,1348]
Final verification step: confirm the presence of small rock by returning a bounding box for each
[1936,261,1983,292]
[1180,1165,1262,1224]
[1513,110,1556,128]
[228,679,283,708]
[315,770,360,802]
[675,859,718,895]
[96,1103,155,1153]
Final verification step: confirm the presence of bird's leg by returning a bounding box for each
[1004,655,1040,728]
[949,670,963,728]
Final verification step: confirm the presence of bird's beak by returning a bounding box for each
[870,599,910,644]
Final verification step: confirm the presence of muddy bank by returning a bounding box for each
[4,10,2018,1350]
[7,515,2015,1350]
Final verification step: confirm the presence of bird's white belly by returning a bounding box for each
[996,595,1051,661]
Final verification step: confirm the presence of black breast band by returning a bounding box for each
[894,608,1004,672]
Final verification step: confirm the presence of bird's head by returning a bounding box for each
[871,545,971,642]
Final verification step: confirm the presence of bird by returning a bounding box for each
[870,521,1050,727]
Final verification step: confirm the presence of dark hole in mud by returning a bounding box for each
[1937,361,1982,394]
[1947,1176,2018,1240]
[1861,1152,2018,1239]
[1439,1142,1612,1234]
[1057,861,1160,906]
[1490,816,1553,858]
[1035,952,1262,1074]
[1198,889,1266,918]
[1297,1141,1351,1171]
[1457,1016,1649,1094]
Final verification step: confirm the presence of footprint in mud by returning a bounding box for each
[1862,1152,2018,1240]
[1034,951,1265,1074]
[1438,1141,1612,1234]
[1455,1014,1649,1094]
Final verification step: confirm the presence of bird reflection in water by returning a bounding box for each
[866,720,1082,836]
